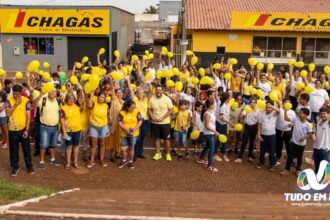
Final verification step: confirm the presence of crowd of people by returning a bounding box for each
[1,49,330,177]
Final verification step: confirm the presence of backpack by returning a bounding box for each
[40,97,61,116]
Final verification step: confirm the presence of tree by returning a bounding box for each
[143,5,159,14]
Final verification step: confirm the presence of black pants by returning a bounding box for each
[275,129,292,161]
[238,124,257,159]
[289,96,298,111]
[34,120,40,154]
[9,129,33,171]
[285,142,305,171]
[313,148,330,173]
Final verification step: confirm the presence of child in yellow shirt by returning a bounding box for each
[174,100,191,159]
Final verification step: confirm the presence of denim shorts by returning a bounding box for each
[174,131,188,147]
[66,131,81,147]
[120,136,137,147]
[89,125,109,138]
[40,124,59,149]
[0,116,7,125]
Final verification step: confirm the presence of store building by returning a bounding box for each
[0,5,134,71]
[185,0,330,68]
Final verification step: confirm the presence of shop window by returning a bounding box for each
[301,38,330,63]
[23,37,54,55]
[252,37,297,58]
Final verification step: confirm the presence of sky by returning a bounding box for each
[0,0,160,14]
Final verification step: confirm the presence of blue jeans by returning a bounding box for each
[259,134,276,167]
[200,134,216,167]
[313,148,330,173]
[175,131,188,147]
[40,124,58,148]
[215,122,227,154]
[135,120,149,157]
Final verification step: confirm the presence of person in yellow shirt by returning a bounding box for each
[5,84,34,176]
[117,100,143,169]
[230,70,243,97]
[60,92,84,169]
[87,91,109,168]
[242,72,254,104]
[174,100,191,159]
[148,85,174,161]
[271,76,286,101]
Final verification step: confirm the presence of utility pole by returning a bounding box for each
[181,0,187,66]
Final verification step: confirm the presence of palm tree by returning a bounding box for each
[143,5,159,14]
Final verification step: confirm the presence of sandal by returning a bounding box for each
[87,161,95,168]
[207,166,219,173]
[73,164,80,169]
[196,159,205,164]
[65,164,70,170]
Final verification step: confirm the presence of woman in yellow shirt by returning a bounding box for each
[87,91,109,168]
[242,72,254,104]
[174,100,191,159]
[127,78,151,160]
[271,76,286,100]
[117,100,142,169]
[60,92,84,169]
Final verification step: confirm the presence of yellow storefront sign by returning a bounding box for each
[231,12,330,32]
[0,9,110,35]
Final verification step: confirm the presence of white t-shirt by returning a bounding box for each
[259,111,278,135]
[276,109,296,131]
[193,111,203,131]
[289,76,302,97]
[229,104,244,130]
[0,102,6,117]
[180,93,195,111]
[292,118,313,146]
[313,120,330,150]
[258,82,271,96]
[309,89,329,113]
[203,111,216,135]
[145,68,156,83]
[243,108,260,126]
[219,103,230,125]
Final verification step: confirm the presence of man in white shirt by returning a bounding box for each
[309,80,329,124]
[257,100,280,171]
[312,107,330,173]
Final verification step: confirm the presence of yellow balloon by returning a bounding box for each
[111,71,124,81]
[257,63,264,70]
[248,58,256,66]
[284,102,292,110]
[145,72,152,80]
[228,98,235,106]
[224,73,232,80]
[43,62,50,68]
[15,72,23,79]
[70,76,79,85]
[81,56,89,64]
[199,68,206,76]
[148,53,154,60]
[229,58,238,65]
[269,91,278,102]
[173,106,178,113]
[175,81,183,92]
[98,48,105,55]
[61,85,67,93]
[142,55,148,60]
[256,89,264,99]
[145,50,150,55]
[42,72,51,81]
[256,100,266,110]
[28,60,40,73]
[38,70,44,75]
[244,105,253,114]
[218,134,227,143]
[92,66,101,75]
[200,76,215,85]
[212,63,221,70]
[288,59,295,66]
[324,65,330,74]
[300,70,308,78]
[99,68,107,76]
[89,74,100,90]
[234,123,243,132]
[106,96,111,103]
[161,47,168,55]
[131,84,137,91]
[186,50,194,56]
[295,61,305,68]
[295,82,305,90]
[132,55,139,62]
[172,67,180,76]
[191,77,199,84]
[84,82,93,94]
[42,82,55,94]
[81,74,90,81]
[114,50,120,58]
[250,87,257,95]
[166,80,175,88]
[156,70,163,79]
[167,52,174,58]
[190,130,201,140]
[191,56,198,66]
[303,85,314,94]
[0,69,6,76]
[267,63,274,70]
[75,62,82,69]
[309,63,315,72]
[231,102,239,111]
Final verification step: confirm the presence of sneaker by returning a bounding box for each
[166,153,172,162]
[248,157,254,162]
[1,143,8,149]
[234,158,242,163]
[11,169,18,177]
[213,155,222,162]
[153,153,162,161]
[38,162,45,170]
[223,155,230,162]
[118,161,128,168]
[269,166,275,172]
[28,168,35,175]
[280,170,290,176]
[207,166,219,173]
[275,161,281,167]
[256,164,262,169]
[49,158,61,167]
[128,162,135,170]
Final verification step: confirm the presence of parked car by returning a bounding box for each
[127,44,153,57]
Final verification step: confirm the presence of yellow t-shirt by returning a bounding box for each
[148,94,173,125]
[230,77,242,93]
[243,82,253,96]
[61,104,82,132]
[38,97,60,126]
[7,96,30,131]
[133,96,149,120]
[80,103,90,131]
[322,81,330,90]
[90,101,108,127]
[272,83,286,100]
[119,108,141,137]
[174,110,190,131]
